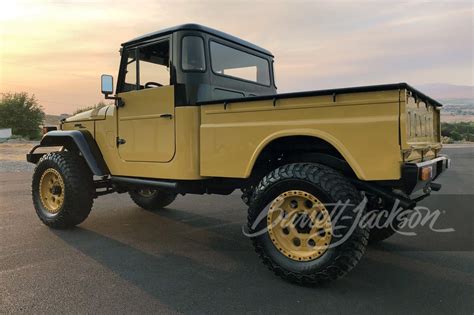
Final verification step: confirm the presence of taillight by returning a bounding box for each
[420,166,433,181]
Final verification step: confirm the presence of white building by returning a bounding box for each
[0,128,12,139]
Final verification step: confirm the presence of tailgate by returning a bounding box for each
[402,86,442,162]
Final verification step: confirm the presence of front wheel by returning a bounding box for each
[129,188,177,211]
[32,152,94,229]
[247,163,369,285]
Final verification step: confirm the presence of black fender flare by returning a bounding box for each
[285,152,355,176]
[26,130,110,176]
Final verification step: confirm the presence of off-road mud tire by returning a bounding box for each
[247,163,369,285]
[32,152,94,229]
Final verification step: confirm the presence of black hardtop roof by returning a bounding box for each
[121,23,273,57]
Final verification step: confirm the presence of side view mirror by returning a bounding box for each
[100,74,124,107]
[101,74,114,96]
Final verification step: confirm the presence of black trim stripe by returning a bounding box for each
[196,83,443,107]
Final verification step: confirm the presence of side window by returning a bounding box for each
[182,36,206,71]
[210,41,270,86]
[138,40,170,88]
[121,40,170,92]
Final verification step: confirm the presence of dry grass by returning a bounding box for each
[0,142,39,161]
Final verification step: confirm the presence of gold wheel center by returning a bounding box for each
[39,168,65,214]
[267,190,333,261]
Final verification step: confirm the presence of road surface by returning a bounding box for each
[0,146,472,314]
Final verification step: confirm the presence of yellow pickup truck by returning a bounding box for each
[27,24,449,285]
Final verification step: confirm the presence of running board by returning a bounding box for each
[110,176,178,190]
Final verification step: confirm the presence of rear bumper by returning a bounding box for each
[402,155,450,194]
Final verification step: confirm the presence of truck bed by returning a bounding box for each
[199,83,442,181]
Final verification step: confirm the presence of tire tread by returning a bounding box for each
[248,162,369,285]
[32,151,94,229]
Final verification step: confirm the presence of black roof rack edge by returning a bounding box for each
[121,23,273,57]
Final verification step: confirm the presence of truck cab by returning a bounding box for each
[118,24,276,105]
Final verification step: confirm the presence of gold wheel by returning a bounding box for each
[39,168,65,214]
[267,190,333,261]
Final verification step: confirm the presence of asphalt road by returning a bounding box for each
[1,146,473,314]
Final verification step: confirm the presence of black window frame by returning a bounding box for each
[122,48,139,91]
[271,60,277,89]
[118,36,173,93]
[208,39,271,87]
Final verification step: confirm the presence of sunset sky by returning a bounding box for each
[1,0,473,114]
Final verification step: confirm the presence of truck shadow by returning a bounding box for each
[52,227,255,312]
[51,203,473,312]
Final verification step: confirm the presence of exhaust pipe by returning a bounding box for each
[349,179,416,209]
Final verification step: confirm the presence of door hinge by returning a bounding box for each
[116,137,126,146]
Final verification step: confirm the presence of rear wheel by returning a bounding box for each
[247,163,369,285]
[129,188,177,211]
[32,152,94,229]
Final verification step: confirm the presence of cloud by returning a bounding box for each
[1,0,472,114]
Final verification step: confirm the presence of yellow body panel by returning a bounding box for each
[200,90,402,180]
[63,87,441,182]
[64,104,203,180]
[117,86,176,162]
[68,120,95,133]
[65,106,108,122]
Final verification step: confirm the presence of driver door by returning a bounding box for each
[117,38,176,163]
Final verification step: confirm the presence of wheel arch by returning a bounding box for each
[27,130,109,176]
[246,130,366,179]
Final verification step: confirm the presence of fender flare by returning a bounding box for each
[244,130,366,179]
[26,130,109,176]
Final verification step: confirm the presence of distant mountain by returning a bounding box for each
[415,83,474,99]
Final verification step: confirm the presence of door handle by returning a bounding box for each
[116,138,126,146]
[74,123,85,129]
[159,113,173,119]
